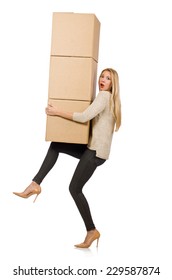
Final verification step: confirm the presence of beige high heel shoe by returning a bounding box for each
[13,181,41,203]
[74,229,100,249]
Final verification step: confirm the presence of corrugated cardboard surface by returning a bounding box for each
[51,12,100,62]
[48,56,97,101]
[46,99,91,144]
[46,12,100,144]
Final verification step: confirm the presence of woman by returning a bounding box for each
[13,68,121,248]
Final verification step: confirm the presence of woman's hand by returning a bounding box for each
[45,104,73,120]
[45,104,58,116]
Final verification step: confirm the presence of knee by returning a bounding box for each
[69,183,80,199]
[69,183,75,197]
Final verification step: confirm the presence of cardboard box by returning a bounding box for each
[45,12,100,144]
[48,56,97,101]
[46,99,91,144]
[51,12,100,62]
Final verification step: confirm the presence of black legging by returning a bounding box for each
[33,142,106,231]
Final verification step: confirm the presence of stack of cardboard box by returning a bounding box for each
[46,12,100,144]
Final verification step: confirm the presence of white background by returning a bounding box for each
[0,0,171,279]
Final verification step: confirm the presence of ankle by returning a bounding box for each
[32,181,40,186]
[87,229,97,234]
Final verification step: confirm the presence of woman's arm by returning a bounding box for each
[45,104,73,120]
[46,91,108,123]
[73,91,107,123]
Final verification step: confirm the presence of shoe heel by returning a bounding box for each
[96,238,100,248]
[33,193,39,203]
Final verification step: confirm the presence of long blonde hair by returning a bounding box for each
[99,68,121,131]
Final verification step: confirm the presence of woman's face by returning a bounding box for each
[99,70,112,91]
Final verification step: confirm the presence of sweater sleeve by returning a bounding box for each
[73,91,108,123]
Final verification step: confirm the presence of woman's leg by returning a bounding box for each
[13,142,87,201]
[33,142,87,184]
[69,149,105,231]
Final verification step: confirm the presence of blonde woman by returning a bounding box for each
[13,68,121,248]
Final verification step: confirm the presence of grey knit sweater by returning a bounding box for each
[73,91,115,159]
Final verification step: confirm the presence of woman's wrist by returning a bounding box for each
[57,110,73,120]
